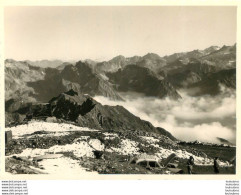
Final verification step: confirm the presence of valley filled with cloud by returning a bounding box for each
[95,85,236,144]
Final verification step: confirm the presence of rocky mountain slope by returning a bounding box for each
[5,59,45,102]
[187,68,236,96]
[95,44,235,73]
[5,60,123,103]
[96,53,167,73]
[107,65,181,99]
[163,46,220,64]
[200,45,236,68]
[6,89,176,140]
[5,44,236,103]
[96,44,236,96]
[95,55,141,73]
[29,61,123,102]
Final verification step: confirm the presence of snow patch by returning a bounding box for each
[110,139,139,155]
[7,121,98,138]
[103,132,118,140]
[38,157,98,175]
[140,136,159,143]
[17,138,105,159]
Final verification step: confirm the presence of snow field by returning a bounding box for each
[6,121,98,138]
[7,121,231,174]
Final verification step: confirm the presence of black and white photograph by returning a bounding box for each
[4,6,237,175]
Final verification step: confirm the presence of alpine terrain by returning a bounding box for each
[5,44,236,175]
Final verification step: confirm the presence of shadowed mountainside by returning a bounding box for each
[107,65,181,99]
[6,89,176,141]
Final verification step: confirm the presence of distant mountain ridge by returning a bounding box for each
[5,43,236,103]
[5,44,236,146]
[95,44,234,73]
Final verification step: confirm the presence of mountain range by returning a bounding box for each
[5,44,236,103]
[5,44,236,142]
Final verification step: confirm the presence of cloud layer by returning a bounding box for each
[94,87,236,144]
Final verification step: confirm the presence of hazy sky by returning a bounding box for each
[5,6,237,61]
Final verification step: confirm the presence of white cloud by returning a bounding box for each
[94,89,236,144]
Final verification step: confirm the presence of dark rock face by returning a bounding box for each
[160,58,235,96]
[166,62,218,76]
[60,61,123,100]
[5,60,45,102]
[165,62,218,88]
[27,68,67,102]
[6,98,31,113]
[46,90,159,133]
[27,61,123,102]
[186,68,236,96]
[107,65,181,99]
[48,91,98,121]
[5,98,34,126]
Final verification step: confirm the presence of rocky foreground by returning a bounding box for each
[6,121,235,175]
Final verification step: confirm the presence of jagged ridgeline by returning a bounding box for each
[5,44,236,104]
[5,89,176,141]
[5,43,236,137]
[5,60,123,102]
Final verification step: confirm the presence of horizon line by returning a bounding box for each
[5,42,236,63]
